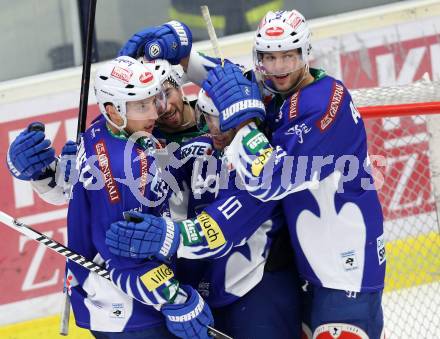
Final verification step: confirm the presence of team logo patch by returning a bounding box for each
[149,43,161,58]
[340,250,359,271]
[265,26,284,37]
[243,129,269,154]
[162,279,180,302]
[314,323,369,339]
[285,123,311,144]
[139,71,154,84]
[140,264,174,291]
[289,16,302,30]
[251,147,273,177]
[196,212,226,249]
[110,303,125,318]
[376,234,386,265]
[288,91,300,120]
[110,65,133,83]
[318,82,345,131]
[95,140,120,203]
[136,148,148,196]
[179,219,203,246]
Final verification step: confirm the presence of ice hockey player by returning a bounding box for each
[117,10,386,338]
[105,88,301,338]
[8,56,215,339]
[203,10,386,339]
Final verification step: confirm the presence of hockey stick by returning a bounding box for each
[0,211,232,339]
[76,0,97,144]
[200,5,224,65]
[61,0,98,335]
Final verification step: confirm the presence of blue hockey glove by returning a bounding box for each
[105,211,180,262]
[202,64,265,132]
[118,20,192,65]
[7,123,55,180]
[162,285,214,339]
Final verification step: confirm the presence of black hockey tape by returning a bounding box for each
[27,122,45,132]
[123,211,144,223]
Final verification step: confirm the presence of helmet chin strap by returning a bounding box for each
[103,110,129,136]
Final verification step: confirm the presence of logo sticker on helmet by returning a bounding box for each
[110,66,133,83]
[139,72,154,84]
[149,43,161,58]
[265,26,284,37]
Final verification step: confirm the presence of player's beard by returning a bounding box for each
[264,65,309,98]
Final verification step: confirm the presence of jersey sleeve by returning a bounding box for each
[226,79,366,201]
[67,136,188,308]
[175,183,280,260]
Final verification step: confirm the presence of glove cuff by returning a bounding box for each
[159,217,180,259]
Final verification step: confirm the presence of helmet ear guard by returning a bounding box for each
[195,89,220,132]
[94,56,163,132]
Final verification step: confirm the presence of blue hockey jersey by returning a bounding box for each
[228,70,386,292]
[172,135,287,307]
[67,116,185,332]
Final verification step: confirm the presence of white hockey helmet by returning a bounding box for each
[195,88,220,132]
[94,56,164,130]
[138,57,187,88]
[253,10,311,76]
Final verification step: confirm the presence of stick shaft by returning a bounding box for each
[76,0,97,143]
[0,211,110,280]
[200,5,223,62]
[0,211,233,338]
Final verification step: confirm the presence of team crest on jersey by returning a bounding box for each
[340,250,359,271]
[318,82,345,131]
[95,140,120,203]
[110,65,133,83]
[110,303,125,318]
[285,123,311,144]
[314,323,369,339]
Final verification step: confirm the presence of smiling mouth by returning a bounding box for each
[164,109,177,121]
[274,73,289,79]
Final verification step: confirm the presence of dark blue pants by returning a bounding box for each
[301,282,384,339]
[212,265,301,339]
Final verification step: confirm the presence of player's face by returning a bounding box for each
[125,96,161,134]
[260,50,305,92]
[157,81,185,129]
[204,114,235,151]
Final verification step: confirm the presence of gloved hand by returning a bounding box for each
[202,64,265,132]
[7,122,55,180]
[105,211,180,261]
[118,20,192,65]
[162,285,214,339]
